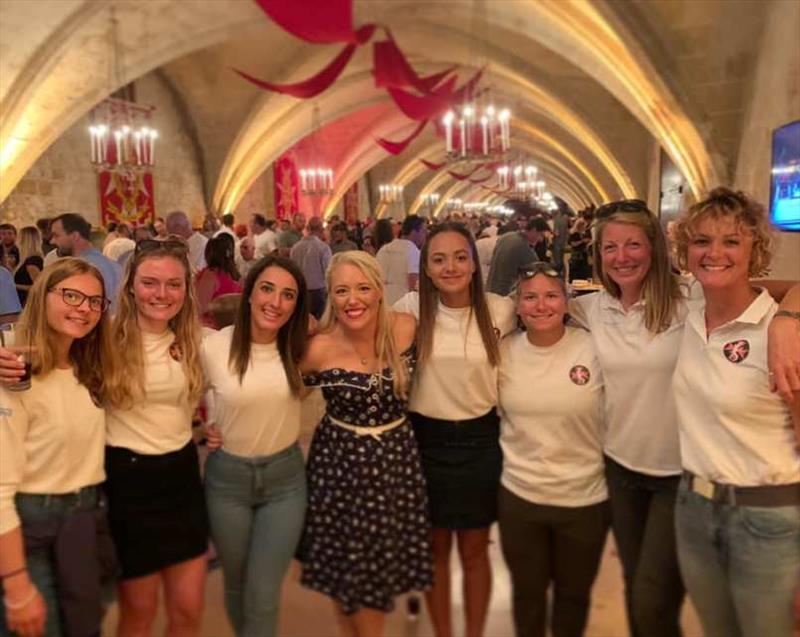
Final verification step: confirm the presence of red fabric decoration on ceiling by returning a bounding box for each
[373,37,456,93]
[421,159,447,170]
[254,0,361,43]
[376,120,428,155]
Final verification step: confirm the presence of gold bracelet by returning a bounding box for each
[3,587,37,610]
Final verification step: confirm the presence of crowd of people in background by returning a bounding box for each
[0,188,799,637]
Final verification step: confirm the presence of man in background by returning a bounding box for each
[250,213,277,258]
[290,216,331,318]
[329,222,358,254]
[375,214,426,306]
[166,210,207,271]
[487,215,549,295]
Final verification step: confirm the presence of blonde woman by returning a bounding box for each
[299,251,432,637]
[13,227,44,307]
[672,188,800,637]
[0,259,113,637]
[102,240,208,637]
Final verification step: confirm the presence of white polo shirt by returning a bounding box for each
[394,291,517,420]
[376,238,420,306]
[570,289,688,475]
[674,289,799,486]
[201,326,301,457]
[498,327,607,507]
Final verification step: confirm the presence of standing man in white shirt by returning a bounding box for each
[376,214,427,306]
[250,214,278,258]
[289,216,331,318]
[165,210,207,272]
[214,213,237,239]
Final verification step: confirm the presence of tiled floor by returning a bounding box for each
[102,394,703,636]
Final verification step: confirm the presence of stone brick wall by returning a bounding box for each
[0,72,207,228]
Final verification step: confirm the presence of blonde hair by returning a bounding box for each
[16,226,43,273]
[15,258,111,400]
[104,247,204,409]
[318,251,410,398]
[593,207,682,334]
[675,187,773,277]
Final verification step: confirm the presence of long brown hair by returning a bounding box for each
[592,203,682,334]
[417,222,500,366]
[104,243,204,409]
[229,255,309,395]
[318,251,410,398]
[14,258,111,399]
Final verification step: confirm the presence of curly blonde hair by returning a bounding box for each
[675,187,773,277]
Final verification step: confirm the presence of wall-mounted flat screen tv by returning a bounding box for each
[770,119,800,232]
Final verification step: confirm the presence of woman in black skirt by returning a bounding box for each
[102,239,208,636]
[394,223,517,637]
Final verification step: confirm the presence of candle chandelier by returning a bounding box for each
[298,104,334,196]
[379,184,404,203]
[88,8,158,171]
[497,157,546,202]
[419,192,441,215]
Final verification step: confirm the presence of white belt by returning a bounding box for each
[328,415,406,441]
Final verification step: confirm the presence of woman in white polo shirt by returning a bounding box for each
[202,255,309,637]
[101,240,208,636]
[672,188,800,637]
[498,263,609,637]
[394,222,517,637]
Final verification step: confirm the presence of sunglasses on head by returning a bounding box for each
[517,262,560,279]
[135,238,189,254]
[595,199,650,220]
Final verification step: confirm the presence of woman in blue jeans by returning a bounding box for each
[672,188,800,637]
[202,255,310,637]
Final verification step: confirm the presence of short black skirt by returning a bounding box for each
[410,410,502,529]
[104,441,209,579]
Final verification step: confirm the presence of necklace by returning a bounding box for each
[360,357,368,365]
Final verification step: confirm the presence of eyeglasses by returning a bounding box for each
[49,287,110,313]
[517,262,560,279]
[135,238,189,254]
[595,199,650,220]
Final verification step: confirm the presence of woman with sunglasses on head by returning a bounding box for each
[101,239,208,637]
[0,259,113,637]
[201,255,309,637]
[671,188,799,637]
[393,222,517,637]
[299,251,432,637]
[497,263,608,637]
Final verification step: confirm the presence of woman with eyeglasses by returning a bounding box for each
[497,262,608,637]
[101,239,208,636]
[201,255,309,637]
[570,199,800,637]
[671,188,799,637]
[299,251,432,637]
[0,259,113,637]
[393,222,517,637]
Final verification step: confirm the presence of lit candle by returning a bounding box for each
[459,119,466,156]
[443,111,454,154]
[149,130,158,165]
[133,132,141,165]
[99,126,108,163]
[114,131,122,165]
[481,116,488,155]
[89,127,97,163]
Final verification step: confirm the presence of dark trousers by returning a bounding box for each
[498,486,610,637]
[308,288,327,319]
[604,456,685,637]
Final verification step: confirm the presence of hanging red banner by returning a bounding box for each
[273,154,299,220]
[373,37,455,93]
[255,0,361,43]
[376,120,428,155]
[98,170,155,226]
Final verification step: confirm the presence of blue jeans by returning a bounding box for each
[675,481,800,637]
[205,444,307,637]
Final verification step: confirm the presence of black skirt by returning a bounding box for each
[104,441,209,579]
[410,410,502,529]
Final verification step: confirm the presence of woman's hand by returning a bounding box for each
[768,315,800,404]
[0,347,26,385]
[204,423,223,451]
[4,582,46,637]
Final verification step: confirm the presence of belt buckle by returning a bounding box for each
[692,475,715,500]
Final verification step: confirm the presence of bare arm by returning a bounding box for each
[767,284,800,403]
[0,528,47,637]
[194,271,218,317]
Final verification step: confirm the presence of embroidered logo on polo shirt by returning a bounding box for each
[723,339,749,363]
[168,341,183,362]
[569,365,590,385]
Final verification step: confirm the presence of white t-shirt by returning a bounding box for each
[498,327,607,506]
[394,291,517,420]
[475,235,499,285]
[0,369,106,533]
[201,326,301,457]
[674,289,799,486]
[570,289,688,475]
[376,238,420,306]
[105,329,194,454]
[103,237,135,263]
[254,229,278,258]
[187,232,208,272]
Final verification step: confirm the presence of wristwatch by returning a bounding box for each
[774,310,800,321]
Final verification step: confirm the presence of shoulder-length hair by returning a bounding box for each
[205,234,239,280]
[417,222,500,366]
[229,255,309,396]
[16,226,43,272]
[318,251,410,398]
[675,186,773,277]
[15,258,111,400]
[104,244,204,409]
[592,205,682,334]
